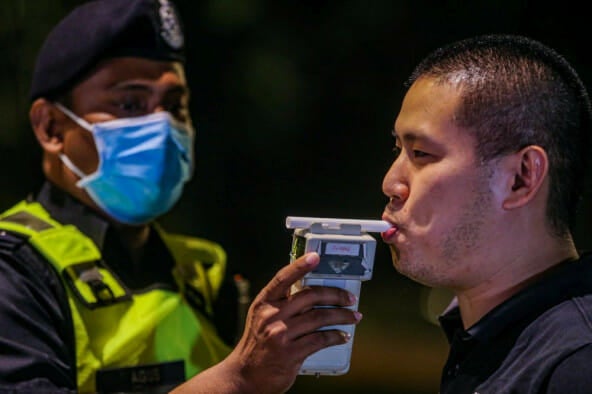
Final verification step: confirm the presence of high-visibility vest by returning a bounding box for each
[0,200,231,393]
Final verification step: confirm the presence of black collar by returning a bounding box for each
[439,253,592,344]
[33,181,177,291]
[34,181,111,250]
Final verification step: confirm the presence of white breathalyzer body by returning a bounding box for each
[285,216,390,376]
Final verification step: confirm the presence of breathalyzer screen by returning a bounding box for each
[314,241,365,276]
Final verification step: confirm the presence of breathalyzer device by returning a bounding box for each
[285,216,390,376]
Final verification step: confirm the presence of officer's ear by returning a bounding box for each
[501,145,548,210]
[29,98,64,154]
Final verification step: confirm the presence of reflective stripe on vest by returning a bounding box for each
[0,201,231,393]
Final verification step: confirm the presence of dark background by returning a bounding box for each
[2,1,591,393]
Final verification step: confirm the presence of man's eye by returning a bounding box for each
[392,145,402,157]
[117,100,147,114]
[166,103,189,121]
[413,150,430,158]
[159,97,189,121]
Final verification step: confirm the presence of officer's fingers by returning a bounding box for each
[292,328,352,360]
[259,252,320,302]
[287,306,362,341]
[288,285,357,314]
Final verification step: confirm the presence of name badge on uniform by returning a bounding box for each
[96,360,185,393]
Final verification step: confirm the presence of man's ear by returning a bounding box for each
[29,98,64,154]
[502,145,548,210]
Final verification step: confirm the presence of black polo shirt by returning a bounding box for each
[0,182,178,392]
[439,253,592,394]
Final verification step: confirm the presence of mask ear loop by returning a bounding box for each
[59,153,87,180]
[53,103,93,182]
[53,102,94,132]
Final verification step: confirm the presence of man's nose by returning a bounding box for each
[382,159,410,206]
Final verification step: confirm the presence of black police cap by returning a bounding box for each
[29,0,185,101]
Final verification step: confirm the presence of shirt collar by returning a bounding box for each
[35,181,111,249]
[438,254,592,343]
[34,181,178,291]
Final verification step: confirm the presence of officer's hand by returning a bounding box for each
[170,252,361,394]
[228,251,361,393]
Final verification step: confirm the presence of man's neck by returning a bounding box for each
[113,224,151,264]
[456,237,578,329]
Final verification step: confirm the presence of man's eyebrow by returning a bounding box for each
[110,82,150,92]
[110,82,189,96]
[391,129,421,143]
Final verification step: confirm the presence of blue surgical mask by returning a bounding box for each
[55,103,194,225]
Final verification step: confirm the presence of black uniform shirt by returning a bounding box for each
[0,182,178,392]
[439,253,592,394]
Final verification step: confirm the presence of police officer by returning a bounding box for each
[0,1,360,393]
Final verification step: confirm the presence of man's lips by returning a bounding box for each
[381,224,398,242]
